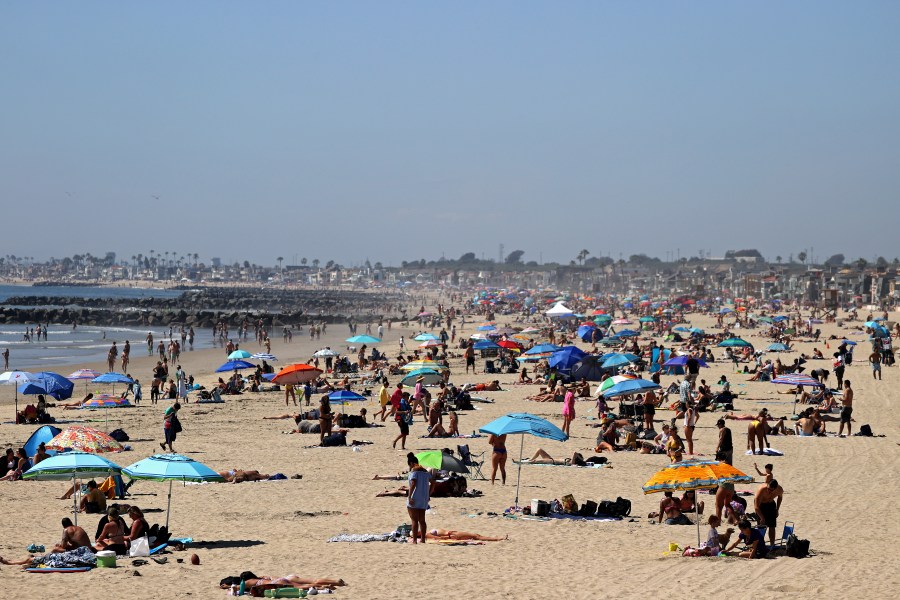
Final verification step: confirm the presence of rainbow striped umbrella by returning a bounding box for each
[46,426,125,454]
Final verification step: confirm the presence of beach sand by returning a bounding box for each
[0,312,898,599]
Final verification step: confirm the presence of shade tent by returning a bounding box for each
[479,413,568,509]
[569,355,608,381]
[24,425,61,458]
[545,302,574,318]
[23,452,123,527]
[123,454,224,530]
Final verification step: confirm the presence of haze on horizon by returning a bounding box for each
[2,1,899,269]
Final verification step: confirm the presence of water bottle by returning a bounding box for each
[238,579,245,596]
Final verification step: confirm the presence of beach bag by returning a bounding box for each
[561,494,578,514]
[857,424,873,437]
[786,534,810,558]
[596,500,616,516]
[129,536,150,557]
[613,497,632,517]
[109,428,129,442]
[579,500,598,517]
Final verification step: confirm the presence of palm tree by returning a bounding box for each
[312,258,320,269]
[301,257,307,266]
[576,249,590,265]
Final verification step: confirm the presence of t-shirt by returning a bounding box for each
[407,469,432,510]
[739,528,768,557]
[379,386,390,407]
[705,527,721,553]
[390,389,403,414]
[686,357,700,374]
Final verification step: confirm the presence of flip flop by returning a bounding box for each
[131,559,149,566]
[151,556,168,564]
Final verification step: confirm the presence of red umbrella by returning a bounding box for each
[273,364,323,385]
[497,340,523,350]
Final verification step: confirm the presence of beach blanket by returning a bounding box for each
[745,448,783,456]
[29,546,96,569]
[547,512,622,522]
[514,460,609,468]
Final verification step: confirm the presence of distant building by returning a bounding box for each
[211,257,221,268]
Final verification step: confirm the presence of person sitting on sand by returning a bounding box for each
[95,507,128,554]
[681,515,734,556]
[666,426,685,462]
[124,506,149,543]
[54,517,91,553]
[518,368,533,383]
[426,528,507,542]
[653,491,692,525]
[679,489,704,516]
[79,480,107,514]
[218,469,272,483]
[724,519,768,559]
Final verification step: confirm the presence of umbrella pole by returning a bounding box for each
[72,475,78,527]
[696,494,701,547]
[514,434,524,510]
[165,479,173,530]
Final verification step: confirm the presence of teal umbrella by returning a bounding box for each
[718,337,751,348]
[23,452,122,526]
[123,454,224,530]
[346,335,381,344]
[228,350,252,360]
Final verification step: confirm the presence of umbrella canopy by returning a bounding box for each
[418,339,444,348]
[477,324,497,331]
[642,459,754,545]
[327,390,366,404]
[68,369,101,380]
[689,327,705,335]
[771,373,823,388]
[662,355,709,368]
[272,364,323,385]
[19,372,75,400]
[414,333,440,341]
[548,346,587,371]
[613,318,632,325]
[473,340,500,350]
[601,353,640,369]
[250,353,278,361]
[402,371,443,387]
[346,335,381,344]
[524,344,562,355]
[23,451,124,527]
[82,394,132,408]
[602,378,661,399]
[639,316,656,323]
[92,372,134,384]
[0,370,38,416]
[479,413,568,509]
[717,337,751,348]
[123,453,225,530]
[594,374,637,396]
[228,350,252,360]
[614,329,640,338]
[766,343,791,352]
[570,355,608,381]
[545,302,574,317]
[401,361,449,372]
[415,450,469,474]
[496,340,522,350]
[313,349,339,357]
[46,426,124,454]
[215,359,256,372]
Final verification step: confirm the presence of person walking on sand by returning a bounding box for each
[869,349,882,380]
[107,342,118,373]
[285,383,297,406]
[561,386,575,437]
[2,348,8,370]
[160,402,181,452]
[406,453,433,544]
[393,393,412,450]
[715,419,733,465]
[838,380,854,437]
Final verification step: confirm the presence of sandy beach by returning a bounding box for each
[1,309,898,599]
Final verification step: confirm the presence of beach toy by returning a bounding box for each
[95,550,116,568]
[668,542,681,552]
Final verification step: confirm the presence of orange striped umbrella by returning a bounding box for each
[272,364,323,386]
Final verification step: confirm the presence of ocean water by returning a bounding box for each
[0,285,208,370]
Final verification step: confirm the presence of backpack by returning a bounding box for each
[108,428,129,442]
[856,424,873,437]
[613,496,632,517]
[786,534,810,558]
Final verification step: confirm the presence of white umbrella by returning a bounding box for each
[0,370,38,419]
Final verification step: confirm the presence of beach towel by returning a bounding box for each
[327,533,403,543]
[547,512,622,522]
[26,567,92,573]
[745,448,783,456]
[29,546,96,569]
[514,460,609,468]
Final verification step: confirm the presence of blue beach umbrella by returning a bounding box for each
[250,353,278,361]
[328,389,366,412]
[91,372,134,395]
[228,350,252,360]
[23,451,122,526]
[414,333,439,341]
[479,413,568,508]
[346,335,381,344]
[548,346,587,371]
[602,378,662,399]
[662,355,708,368]
[473,339,501,351]
[215,359,256,372]
[524,344,562,355]
[18,372,75,401]
[767,343,791,352]
[615,329,640,338]
[123,454,224,529]
[601,353,640,369]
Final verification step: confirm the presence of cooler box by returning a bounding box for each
[531,499,550,516]
[95,550,116,568]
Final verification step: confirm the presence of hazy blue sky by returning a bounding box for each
[2,2,899,267]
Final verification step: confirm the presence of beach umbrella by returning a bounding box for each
[250,353,278,361]
[401,361,450,372]
[82,393,132,431]
[228,350,252,360]
[524,344,562,355]
[496,340,523,351]
[839,340,857,346]
[273,364,323,385]
[0,370,37,419]
[346,335,381,344]
[689,327,705,335]
[662,355,709,368]
[615,329,640,338]
[639,316,656,323]
[473,339,500,351]
[758,316,774,324]
[91,372,134,395]
[19,371,75,401]
[215,359,256,372]
[401,370,443,387]
[418,339,444,348]
[415,450,469,474]
[519,327,542,334]
[46,426,125,454]
[477,324,497,331]
[602,378,661,399]
[766,343,791,352]
[23,452,123,526]
[771,373,823,415]
[673,327,690,333]
[548,346,587,371]
[313,349,339,358]
[570,355,608,381]
[613,319,632,325]
[642,459,753,545]
[68,368,102,394]
[123,454,224,530]
[601,353,640,369]
[479,413,568,508]
[414,333,440,341]
[594,374,637,397]
[719,307,734,314]
[717,337,751,348]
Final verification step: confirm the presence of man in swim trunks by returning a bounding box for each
[754,479,783,546]
[54,518,90,553]
[838,380,854,437]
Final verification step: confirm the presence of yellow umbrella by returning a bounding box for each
[642,459,753,545]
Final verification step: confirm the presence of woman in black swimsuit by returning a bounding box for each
[488,433,507,485]
[95,507,128,554]
[126,506,150,543]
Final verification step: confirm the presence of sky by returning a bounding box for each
[2,1,899,268]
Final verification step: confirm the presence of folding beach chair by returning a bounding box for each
[772,521,795,549]
[457,444,485,480]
